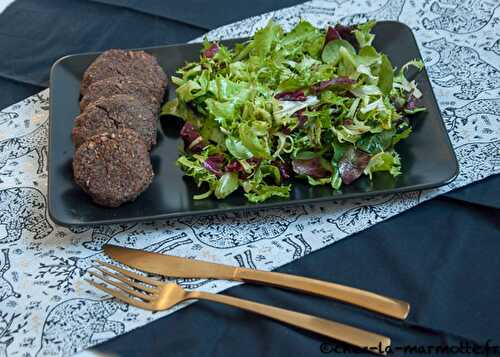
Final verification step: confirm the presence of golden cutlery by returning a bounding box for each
[87,260,390,354]
[104,244,410,320]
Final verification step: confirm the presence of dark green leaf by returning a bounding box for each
[356,130,395,154]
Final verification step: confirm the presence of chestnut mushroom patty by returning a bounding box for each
[72,94,157,150]
[80,49,167,96]
[80,76,162,113]
[73,129,154,207]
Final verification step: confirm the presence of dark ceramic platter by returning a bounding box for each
[48,21,458,226]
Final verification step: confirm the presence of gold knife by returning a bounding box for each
[104,244,410,320]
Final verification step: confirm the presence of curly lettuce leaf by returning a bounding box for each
[244,184,291,203]
[239,123,271,159]
[364,151,401,179]
[353,21,376,48]
[253,20,283,58]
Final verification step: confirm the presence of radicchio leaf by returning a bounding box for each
[311,76,356,93]
[406,94,419,110]
[292,157,331,178]
[225,160,244,173]
[272,160,292,181]
[180,122,205,153]
[247,157,262,167]
[295,109,308,128]
[203,43,219,58]
[325,26,342,43]
[334,24,356,47]
[274,90,307,101]
[203,154,225,177]
[338,148,371,184]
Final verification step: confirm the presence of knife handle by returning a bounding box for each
[192,290,390,354]
[234,268,410,320]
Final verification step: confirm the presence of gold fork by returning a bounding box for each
[87,260,390,354]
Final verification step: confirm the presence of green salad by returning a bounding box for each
[161,20,425,203]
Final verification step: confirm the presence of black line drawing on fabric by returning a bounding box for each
[203,2,329,41]
[449,140,500,189]
[327,192,421,234]
[23,92,49,109]
[172,278,210,290]
[0,249,20,303]
[269,4,316,30]
[298,1,338,16]
[339,0,406,24]
[36,298,128,357]
[305,216,322,226]
[442,98,500,141]
[37,255,87,294]
[0,187,53,244]
[0,112,18,127]
[181,207,306,249]
[153,234,194,252]
[282,233,312,259]
[484,38,500,56]
[37,233,194,293]
[234,249,257,269]
[69,224,138,251]
[422,0,500,34]
[422,37,500,99]
[0,312,28,357]
[204,0,395,40]
[0,119,48,175]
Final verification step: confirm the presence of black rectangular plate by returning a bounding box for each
[48,21,458,226]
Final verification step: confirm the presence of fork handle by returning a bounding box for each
[234,268,410,320]
[189,291,390,354]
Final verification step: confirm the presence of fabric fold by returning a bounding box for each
[88,0,304,29]
[0,0,205,87]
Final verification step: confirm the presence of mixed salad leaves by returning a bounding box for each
[161,20,425,203]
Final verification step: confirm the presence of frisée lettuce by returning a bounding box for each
[161,20,426,203]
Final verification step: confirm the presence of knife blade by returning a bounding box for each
[103,244,411,320]
[104,244,237,280]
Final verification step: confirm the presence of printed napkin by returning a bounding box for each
[0,0,498,356]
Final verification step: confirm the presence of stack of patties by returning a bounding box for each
[72,49,167,207]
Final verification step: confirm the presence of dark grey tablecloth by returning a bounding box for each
[0,1,499,355]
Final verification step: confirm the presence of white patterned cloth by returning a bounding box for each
[0,0,14,14]
[0,1,499,356]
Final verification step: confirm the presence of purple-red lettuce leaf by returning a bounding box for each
[272,160,292,181]
[312,77,356,93]
[180,122,205,153]
[334,24,356,47]
[295,109,308,129]
[325,26,341,43]
[203,43,219,58]
[203,154,225,177]
[292,157,331,178]
[225,160,244,173]
[274,90,307,101]
[338,147,371,184]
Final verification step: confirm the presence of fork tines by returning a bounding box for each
[86,260,158,310]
